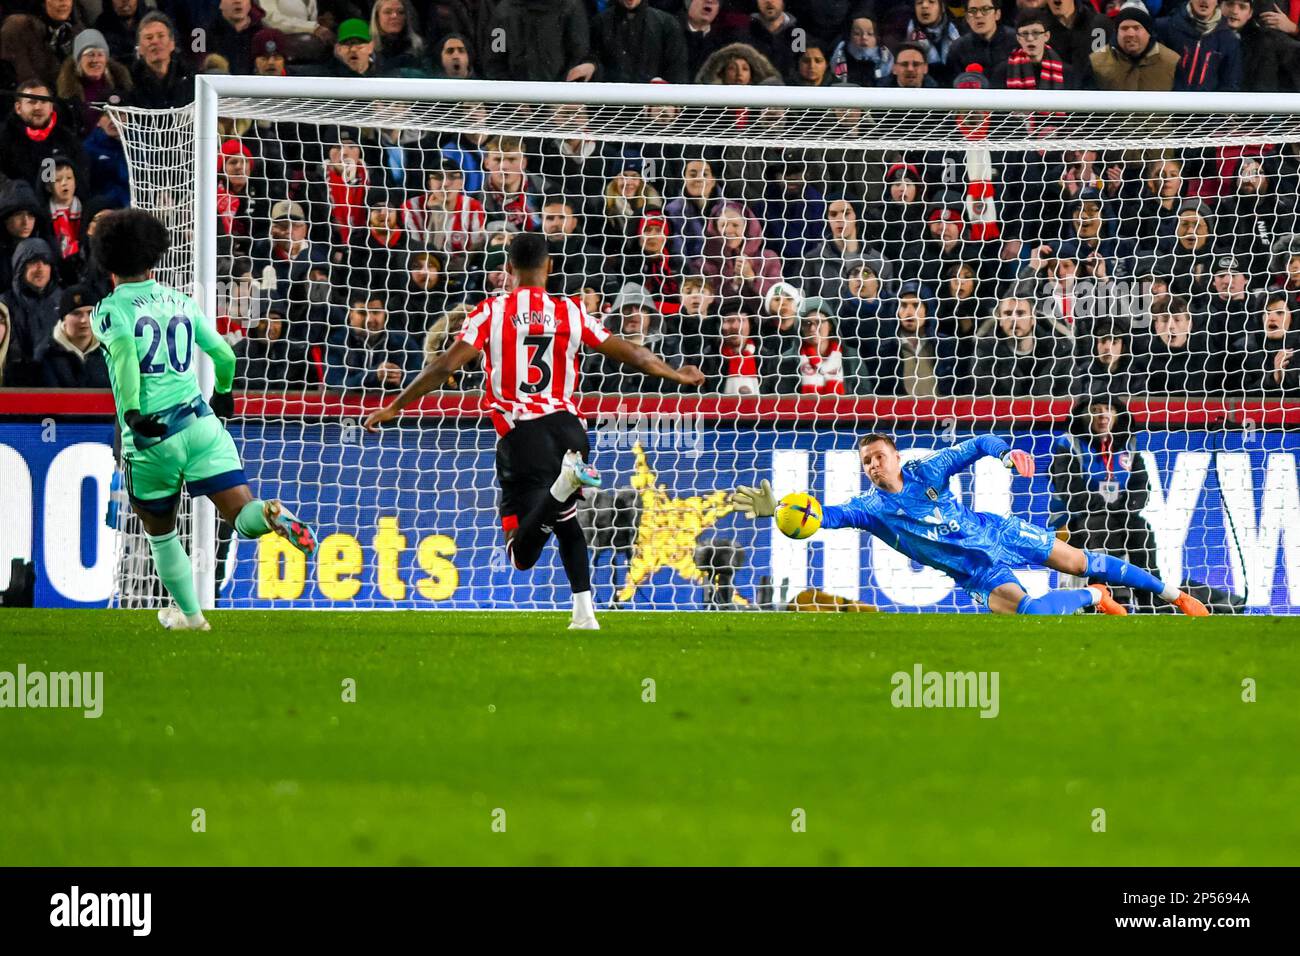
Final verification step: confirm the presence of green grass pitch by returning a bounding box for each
[1,610,1296,866]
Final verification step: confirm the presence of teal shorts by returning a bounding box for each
[124,413,247,514]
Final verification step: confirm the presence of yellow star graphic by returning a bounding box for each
[615,442,747,606]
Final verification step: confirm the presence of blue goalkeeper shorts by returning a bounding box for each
[958,516,1056,608]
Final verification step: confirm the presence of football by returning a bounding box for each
[775,492,822,540]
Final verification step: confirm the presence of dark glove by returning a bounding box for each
[124,409,167,438]
[209,389,234,421]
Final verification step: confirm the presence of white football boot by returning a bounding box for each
[158,605,211,631]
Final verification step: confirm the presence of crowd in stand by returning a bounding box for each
[1,0,1299,399]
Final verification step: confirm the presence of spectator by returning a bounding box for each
[55,29,133,138]
[0,0,86,90]
[43,158,82,286]
[96,0,148,63]
[935,260,985,394]
[1153,199,1216,297]
[251,199,325,338]
[84,105,131,208]
[757,280,804,388]
[483,135,544,233]
[205,0,265,77]
[1074,322,1143,397]
[0,301,9,387]
[1049,396,1158,606]
[914,204,971,286]
[1044,0,1113,77]
[0,237,62,387]
[483,0,594,82]
[872,162,928,261]
[887,41,936,87]
[1066,188,1134,279]
[423,301,482,390]
[585,282,680,393]
[664,156,726,262]
[235,300,311,390]
[993,11,1080,89]
[838,253,895,346]
[695,41,781,84]
[1135,155,1185,251]
[432,33,475,79]
[606,212,681,301]
[371,0,430,74]
[675,272,719,363]
[747,0,801,81]
[324,136,368,246]
[216,139,267,250]
[695,200,782,308]
[1246,290,1300,392]
[0,80,86,191]
[900,0,964,87]
[948,1,1018,74]
[0,181,49,292]
[1270,235,1300,293]
[681,0,729,78]
[36,284,109,388]
[1157,0,1243,91]
[1141,292,1211,393]
[875,281,942,397]
[1090,4,1179,91]
[1223,0,1300,92]
[299,18,388,79]
[797,298,851,395]
[601,156,662,254]
[1216,156,1281,280]
[324,291,418,392]
[709,306,765,395]
[974,294,1072,396]
[403,160,487,270]
[590,0,690,84]
[533,196,591,295]
[802,197,873,305]
[759,158,826,263]
[129,12,195,108]
[259,1,335,63]
[830,10,894,85]
[478,246,512,295]
[347,189,408,296]
[390,251,451,336]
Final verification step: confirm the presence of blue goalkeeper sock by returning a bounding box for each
[1084,551,1178,601]
[146,530,201,617]
[1017,589,1099,615]
[234,500,272,539]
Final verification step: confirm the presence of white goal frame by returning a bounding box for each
[185,75,1300,610]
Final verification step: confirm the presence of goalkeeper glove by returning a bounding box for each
[733,479,777,518]
[1001,449,1036,478]
[209,389,234,421]
[124,409,167,438]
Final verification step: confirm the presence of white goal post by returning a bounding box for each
[105,77,1300,613]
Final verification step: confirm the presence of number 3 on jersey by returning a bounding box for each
[136,314,194,375]
[521,333,553,394]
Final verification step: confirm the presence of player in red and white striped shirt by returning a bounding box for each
[365,233,702,629]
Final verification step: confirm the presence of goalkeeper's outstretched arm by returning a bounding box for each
[925,435,1037,481]
[592,334,705,388]
[363,340,481,432]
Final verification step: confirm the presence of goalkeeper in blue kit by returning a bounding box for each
[733,433,1209,615]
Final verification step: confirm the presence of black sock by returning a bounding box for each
[553,507,591,593]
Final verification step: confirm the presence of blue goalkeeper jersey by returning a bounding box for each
[821,436,1016,584]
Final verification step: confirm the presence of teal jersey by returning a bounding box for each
[94,279,235,451]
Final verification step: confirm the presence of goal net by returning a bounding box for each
[110,79,1300,613]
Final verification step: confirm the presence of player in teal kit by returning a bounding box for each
[734,433,1210,615]
[92,210,317,630]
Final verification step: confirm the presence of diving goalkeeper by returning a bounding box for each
[733,433,1209,616]
[93,209,318,631]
